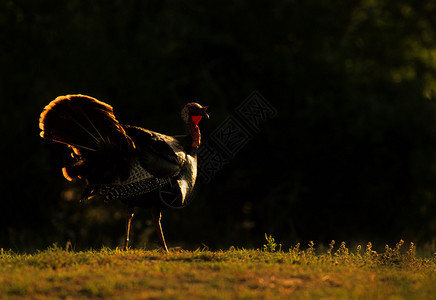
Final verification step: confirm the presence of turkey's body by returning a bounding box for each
[86,126,197,209]
[39,95,208,251]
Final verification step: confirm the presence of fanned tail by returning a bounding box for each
[39,95,134,183]
[39,94,133,152]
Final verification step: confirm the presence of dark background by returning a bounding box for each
[1,0,436,251]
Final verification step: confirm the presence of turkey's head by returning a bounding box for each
[181,102,209,126]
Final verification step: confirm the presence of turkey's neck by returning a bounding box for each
[189,120,201,148]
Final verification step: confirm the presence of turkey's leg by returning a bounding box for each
[152,208,169,252]
[123,206,134,250]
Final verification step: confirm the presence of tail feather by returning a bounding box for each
[40,95,134,183]
[39,95,133,153]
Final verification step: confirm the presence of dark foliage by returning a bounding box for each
[1,0,436,250]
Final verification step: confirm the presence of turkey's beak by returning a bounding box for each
[201,106,209,119]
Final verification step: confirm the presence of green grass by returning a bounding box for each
[1,238,435,299]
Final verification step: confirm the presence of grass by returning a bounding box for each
[0,237,435,299]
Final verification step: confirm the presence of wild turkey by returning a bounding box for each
[39,94,209,251]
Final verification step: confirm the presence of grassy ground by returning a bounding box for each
[1,237,435,299]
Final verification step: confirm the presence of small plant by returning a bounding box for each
[289,243,301,259]
[356,244,362,257]
[364,242,378,261]
[380,240,418,266]
[337,242,349,255]
[380,241,401,265]
[263,234,277,252]
[334,242,350,261]
[65,241,72,252]
[327,240,335,256]
[406,242,416,260]
[306,241,315,257]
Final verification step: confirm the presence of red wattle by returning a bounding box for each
[191,115,202,125]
